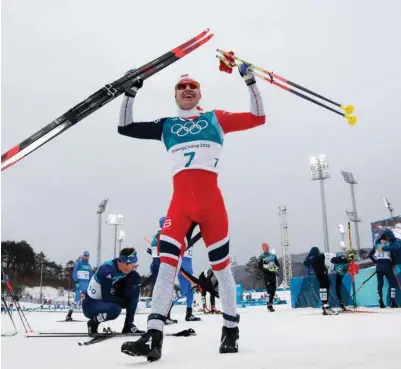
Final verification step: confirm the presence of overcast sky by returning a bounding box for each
[2,0,401,275]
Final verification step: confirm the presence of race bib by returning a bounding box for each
[77,271,90,280]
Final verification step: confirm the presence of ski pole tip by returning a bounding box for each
[346,115,357,126]
[341,104,354,115]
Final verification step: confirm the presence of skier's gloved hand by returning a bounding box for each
[238,63,256,86]
[124,68,144,98]
[146,248,152,255]
[348,253,355,262]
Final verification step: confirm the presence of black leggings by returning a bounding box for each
[335,274,345,303]
[316,272,330,304]
[263,272,277,304]
[377,269,397,300]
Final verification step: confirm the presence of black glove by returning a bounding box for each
[124,68,143,97]
[238,63,256,86]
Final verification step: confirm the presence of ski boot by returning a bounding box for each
[87,318,99,336]
[267,303,275,312]
[121,329,163,362]
[322,305,338,315]
[379,298,386,308]
[165,315,178,324]
[339,301,348,312]
[65,310,73,321]
[122,322,145,334]
[390,299,399,308]
[219,326,239,354]
[185,307,201,321]
[219,313,240,354]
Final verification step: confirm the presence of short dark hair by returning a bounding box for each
[120,247,136,257]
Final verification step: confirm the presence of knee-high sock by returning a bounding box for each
[147,263,176,331]
[213,266,237,328]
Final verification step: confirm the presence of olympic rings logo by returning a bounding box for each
[171,120,208,137]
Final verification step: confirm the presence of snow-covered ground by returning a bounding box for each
[2,305,401,369]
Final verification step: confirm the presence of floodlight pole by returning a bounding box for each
[341,171,361,252]
[309,155,330,253]
[96,199,109,267]
[319,178,330,253]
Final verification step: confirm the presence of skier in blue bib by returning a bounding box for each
[66,251,92,321]
[369,229,400,308]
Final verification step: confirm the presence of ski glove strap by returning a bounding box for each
[148,313,167,323]
[222,313,240,323]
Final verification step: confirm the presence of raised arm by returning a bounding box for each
[215,64,266,133]
[117,72,166,140]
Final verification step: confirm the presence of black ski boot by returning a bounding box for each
[267,303,275,312]
[339,301,347,312]
[121,329,163,362]
[390,299,399,308]
[219,326,239,354]
[122,322,145,334]
[185,307,201,321]
[379,298,386,308]
[65,310,73,321]
[322,305,338,315]
[87,318,99,336]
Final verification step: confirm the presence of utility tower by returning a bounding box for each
[279,205,292,287]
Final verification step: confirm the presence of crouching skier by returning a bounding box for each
[82,248,145,335]
[119,62,266,361]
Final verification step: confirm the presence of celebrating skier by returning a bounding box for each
[118,62,265,361]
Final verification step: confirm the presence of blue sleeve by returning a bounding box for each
[97,265,125,305]
[274,256,280,268]
[123,271,142,299]
[151,231,160,247]
[72,262,80,282]
[388,240,401,251]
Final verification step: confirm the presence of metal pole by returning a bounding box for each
[118,240,122,253]
[97,212,102,267]
[39,261,44,304]
[319,177,330,252]
[68,276,71,305]
[350,183,361,251]
[114,224,118,259]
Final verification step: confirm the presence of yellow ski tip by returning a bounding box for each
[341,104,354,115]
[345,115,357,126]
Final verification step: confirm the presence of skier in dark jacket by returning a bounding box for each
[305,247,337,315]
[369,229,400,308]
[303,247,320,275]
[258,243,280,312]
[330,243,353,311]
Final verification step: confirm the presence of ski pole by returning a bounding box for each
[352,271,377,298]
[2,276,33,332]
[216,50,357,125]
[348,222,357,309]
[394,268,401,290]
[1,296,17,335]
